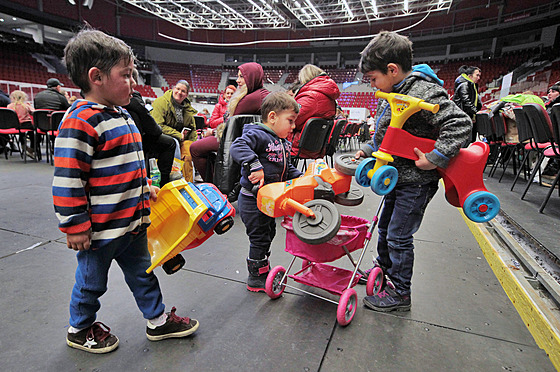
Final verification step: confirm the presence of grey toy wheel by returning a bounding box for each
[334,154,364,176]
[292,199,341,245]
[334,187,364,206]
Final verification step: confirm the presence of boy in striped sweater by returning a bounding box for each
[53,29,198,354]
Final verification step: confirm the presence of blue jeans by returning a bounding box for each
[376,181,439,297]
[238,192,276,260]
[69,229,165,329]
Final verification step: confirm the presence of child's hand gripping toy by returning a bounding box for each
[355,91,500,222]
[256,158,365,245]
[147,179,235,275]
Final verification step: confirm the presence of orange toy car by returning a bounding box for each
[256,158,364,244]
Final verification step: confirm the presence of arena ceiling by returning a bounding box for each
[123,0,454,30]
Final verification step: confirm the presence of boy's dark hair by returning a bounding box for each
[458,65,481,76]
[261,91,300,122]
[64,28,135,93]
[359,31,413,74]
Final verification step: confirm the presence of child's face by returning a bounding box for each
[364,69,394,93]
[269,109,297,139]
[98,59,136,108]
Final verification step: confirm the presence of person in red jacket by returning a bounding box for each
[287,64,340,156]
[191,63,269,182]
[207,85,236,129]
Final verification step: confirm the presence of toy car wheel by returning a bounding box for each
[334,154,363,176]
[355,158,376,187]
[265,266,287,299]
[463,191,500,223]
[334,186,364,206]
[214,216,234,235]
[162,254,186,275]
[293,200,341,245]
[337,288,358,326]
[366,267,384,296]
[371,165,398,195]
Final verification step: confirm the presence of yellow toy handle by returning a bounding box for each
[374,91,439,129]
[370,91,439,173]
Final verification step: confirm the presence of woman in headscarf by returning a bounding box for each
[191,63,269,182]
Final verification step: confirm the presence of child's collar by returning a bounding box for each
[258,122,277,136]
[393,71,412,90]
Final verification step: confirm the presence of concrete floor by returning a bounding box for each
[0,153,555,372]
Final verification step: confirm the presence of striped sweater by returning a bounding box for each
[52,100,152,249]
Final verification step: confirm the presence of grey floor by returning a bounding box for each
[0,152,555,372]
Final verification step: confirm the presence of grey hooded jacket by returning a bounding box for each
[361,65,472,185]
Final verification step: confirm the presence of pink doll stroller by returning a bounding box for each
[264,155,386,326]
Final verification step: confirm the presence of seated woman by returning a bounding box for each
[191,64,269,183]
[7,90,35,159]
[150,80,197,182]
[124,69,176,186]
[287,64,340,156]
[207,85,236,130]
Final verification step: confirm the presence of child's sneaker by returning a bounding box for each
[363,286,411,312]
[146,307,199,341]
[66,322,119,354]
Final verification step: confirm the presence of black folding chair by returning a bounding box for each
[291,117,334,171]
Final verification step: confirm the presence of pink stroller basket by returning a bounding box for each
[281,215,369,296]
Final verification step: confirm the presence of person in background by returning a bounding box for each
[288,64,340,156]
[0,88,10,107]
[542,85,560,178]
[190,63,269,183]
[34,78,71,111]
[286,81,301,97]
[124,69,177,186]
[207,85,236,129]
[452,65,482,142]
[151,80,198,182]
[200,108,211,121]
[7,90,35,158]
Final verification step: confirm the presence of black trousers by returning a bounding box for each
[145,134,176,186]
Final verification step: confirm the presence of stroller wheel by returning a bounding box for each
[334,154,364,176]
[265,266,287,299]
[337,288,357,326]
[366,267,384,296]
[292,200,341,245]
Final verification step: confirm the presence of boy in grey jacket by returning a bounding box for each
[356,31,471,312]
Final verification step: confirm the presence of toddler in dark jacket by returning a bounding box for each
[231,92,303,292]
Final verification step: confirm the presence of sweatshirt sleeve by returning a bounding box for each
[52,115,95,234]
[230,132,263,171]
[423,86,472,169]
